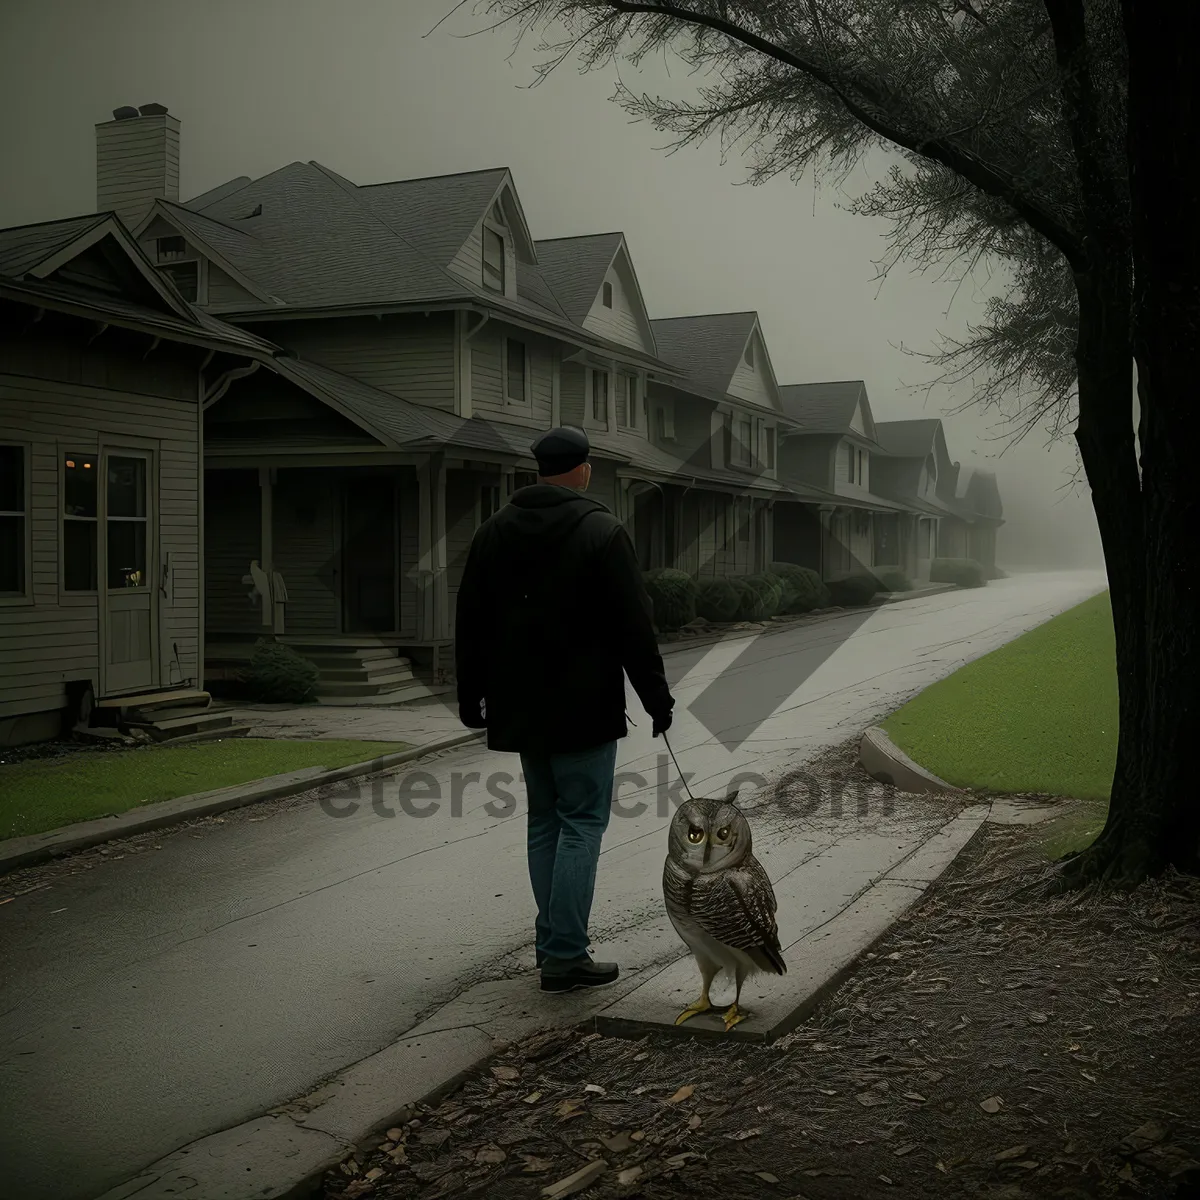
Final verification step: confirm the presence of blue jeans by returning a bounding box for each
[520,740,619,963]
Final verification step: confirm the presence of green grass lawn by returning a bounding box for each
[883,589,1117,803]
[0,738,411,842]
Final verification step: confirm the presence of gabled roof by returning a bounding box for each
[650,311,760,396]
[0,212,227,331]
[874,418,942,458]
[955,465,1004,520]
[779,380,877,441]
[535,233,625,324]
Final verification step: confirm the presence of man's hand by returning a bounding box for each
[651,710,672,738]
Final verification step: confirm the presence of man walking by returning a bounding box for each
[455,426,675,993]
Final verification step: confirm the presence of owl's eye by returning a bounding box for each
[687,827,705,844]
[715,826,731,842]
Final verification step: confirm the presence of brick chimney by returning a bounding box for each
[96,103,180,232]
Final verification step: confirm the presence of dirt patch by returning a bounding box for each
[322,824,1200,1200]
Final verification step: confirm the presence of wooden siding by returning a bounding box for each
[447,214,518,302]
[726,329,775,409]
[849,400,866,435]
[1,366,200,718]
[469,323,554,428]
[560,362,586,427]
[833,438,872,496]
[96,113,180,232]
[272,468,340,634]
[582,251,654,354]
[206,265,258,309]
[206,372,380,447]
[203,468,262,635]
[259,314,457,410]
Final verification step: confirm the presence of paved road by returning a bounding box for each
[0,570,1106,1200]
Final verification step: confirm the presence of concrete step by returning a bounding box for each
[285,644,399,662]
[315,669,427,698]
[134,710,236,742]
[101,688,211,716]
[316,661,416,684]
[317,679,455,707]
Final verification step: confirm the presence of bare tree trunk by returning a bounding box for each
[1059,0,1200,884]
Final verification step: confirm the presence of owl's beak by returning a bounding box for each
[701,838,711,866]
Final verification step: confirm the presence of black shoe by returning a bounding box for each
[540,955,620,993]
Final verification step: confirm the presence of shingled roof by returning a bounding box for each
[778,380,875,439]
[649,312,760,396]
[534,233,625,324]
[0,214,110,277]
[956,465,1004,520]
[874,418,942,458]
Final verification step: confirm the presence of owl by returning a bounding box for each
[663,791,786,1031]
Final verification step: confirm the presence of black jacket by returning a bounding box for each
[454,484,674,755]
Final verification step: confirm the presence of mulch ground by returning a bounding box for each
[322,822,1200,1200]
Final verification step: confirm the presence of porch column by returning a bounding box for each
[762,500,775,570]
[430,453,450,641]
[501,466,516,502]
[258,467,274,629]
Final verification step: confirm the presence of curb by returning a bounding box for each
[591,802,988,1044]
[95,805,989,1200]
[0,730,487,877]
[858,725,962,795]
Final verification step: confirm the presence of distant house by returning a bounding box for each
[872,418,971,580]
[952,465,1004,574]
[773,381,910,580]
[0,212,275,745]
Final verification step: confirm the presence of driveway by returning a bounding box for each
[0,570,1107,1200]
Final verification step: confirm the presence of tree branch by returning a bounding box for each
[601,0,1083,260]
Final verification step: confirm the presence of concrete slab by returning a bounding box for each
[987,798,1062,825]
[593,804,989,1044]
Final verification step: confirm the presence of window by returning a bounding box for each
[160,261,198,302]
[63,453,99,591]
[857,449,866,485]
[491,201,505,224]
[847,442,857,483]
[514,471,537,490]
[736,416,753,467]
[738,499,751,542]
[602,281,613,308]
[591,369,609,424]
[926,453,938,482]
[478,484,502,524]
[156,235,187,262]
[765,427,776,470]
[743,341,754,368]
[106,455,148,590]
[722,415,732,467]
[504,339,527,404]
[616,376,638,429]
[0,444,28,597]
[483,227,505,294]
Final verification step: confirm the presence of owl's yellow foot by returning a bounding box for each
[722,1003,746,1032]
[674,997,712,1026]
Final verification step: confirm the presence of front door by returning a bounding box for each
[101,447,157,694]
[342,475,398,633]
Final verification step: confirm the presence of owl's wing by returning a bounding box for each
[695,856,786,974]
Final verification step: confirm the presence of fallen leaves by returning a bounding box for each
[994,1144,1029,1162]
[979,1095,1004,1114]
[540,1158,607,1198]
[667,1084,695,1104]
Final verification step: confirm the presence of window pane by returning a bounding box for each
[64,520,98,591]
[0,514,24,594]
[0,445,24,513]
[64,455,98,517]
[107,520,147,589]
[592,371,608,421]
[602,282,613,307]
[107,456,146,519]
[483,229,505,291]
[506,340,526,402]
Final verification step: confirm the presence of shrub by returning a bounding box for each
[643,569,698,632]
[988,564,1008,580]
[732,573,784,621]
[241,639,320,703]
[695,577,741,623]
[827,573,881,607]
[768,562,830,613]
[873,568,912,593]
[930,557,988,588]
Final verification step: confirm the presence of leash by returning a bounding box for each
[661,728,697,802]
[628,711,696,801]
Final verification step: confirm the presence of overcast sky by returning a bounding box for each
[0,0,1105,570]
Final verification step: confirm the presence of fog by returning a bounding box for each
[0,0,1107,573]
